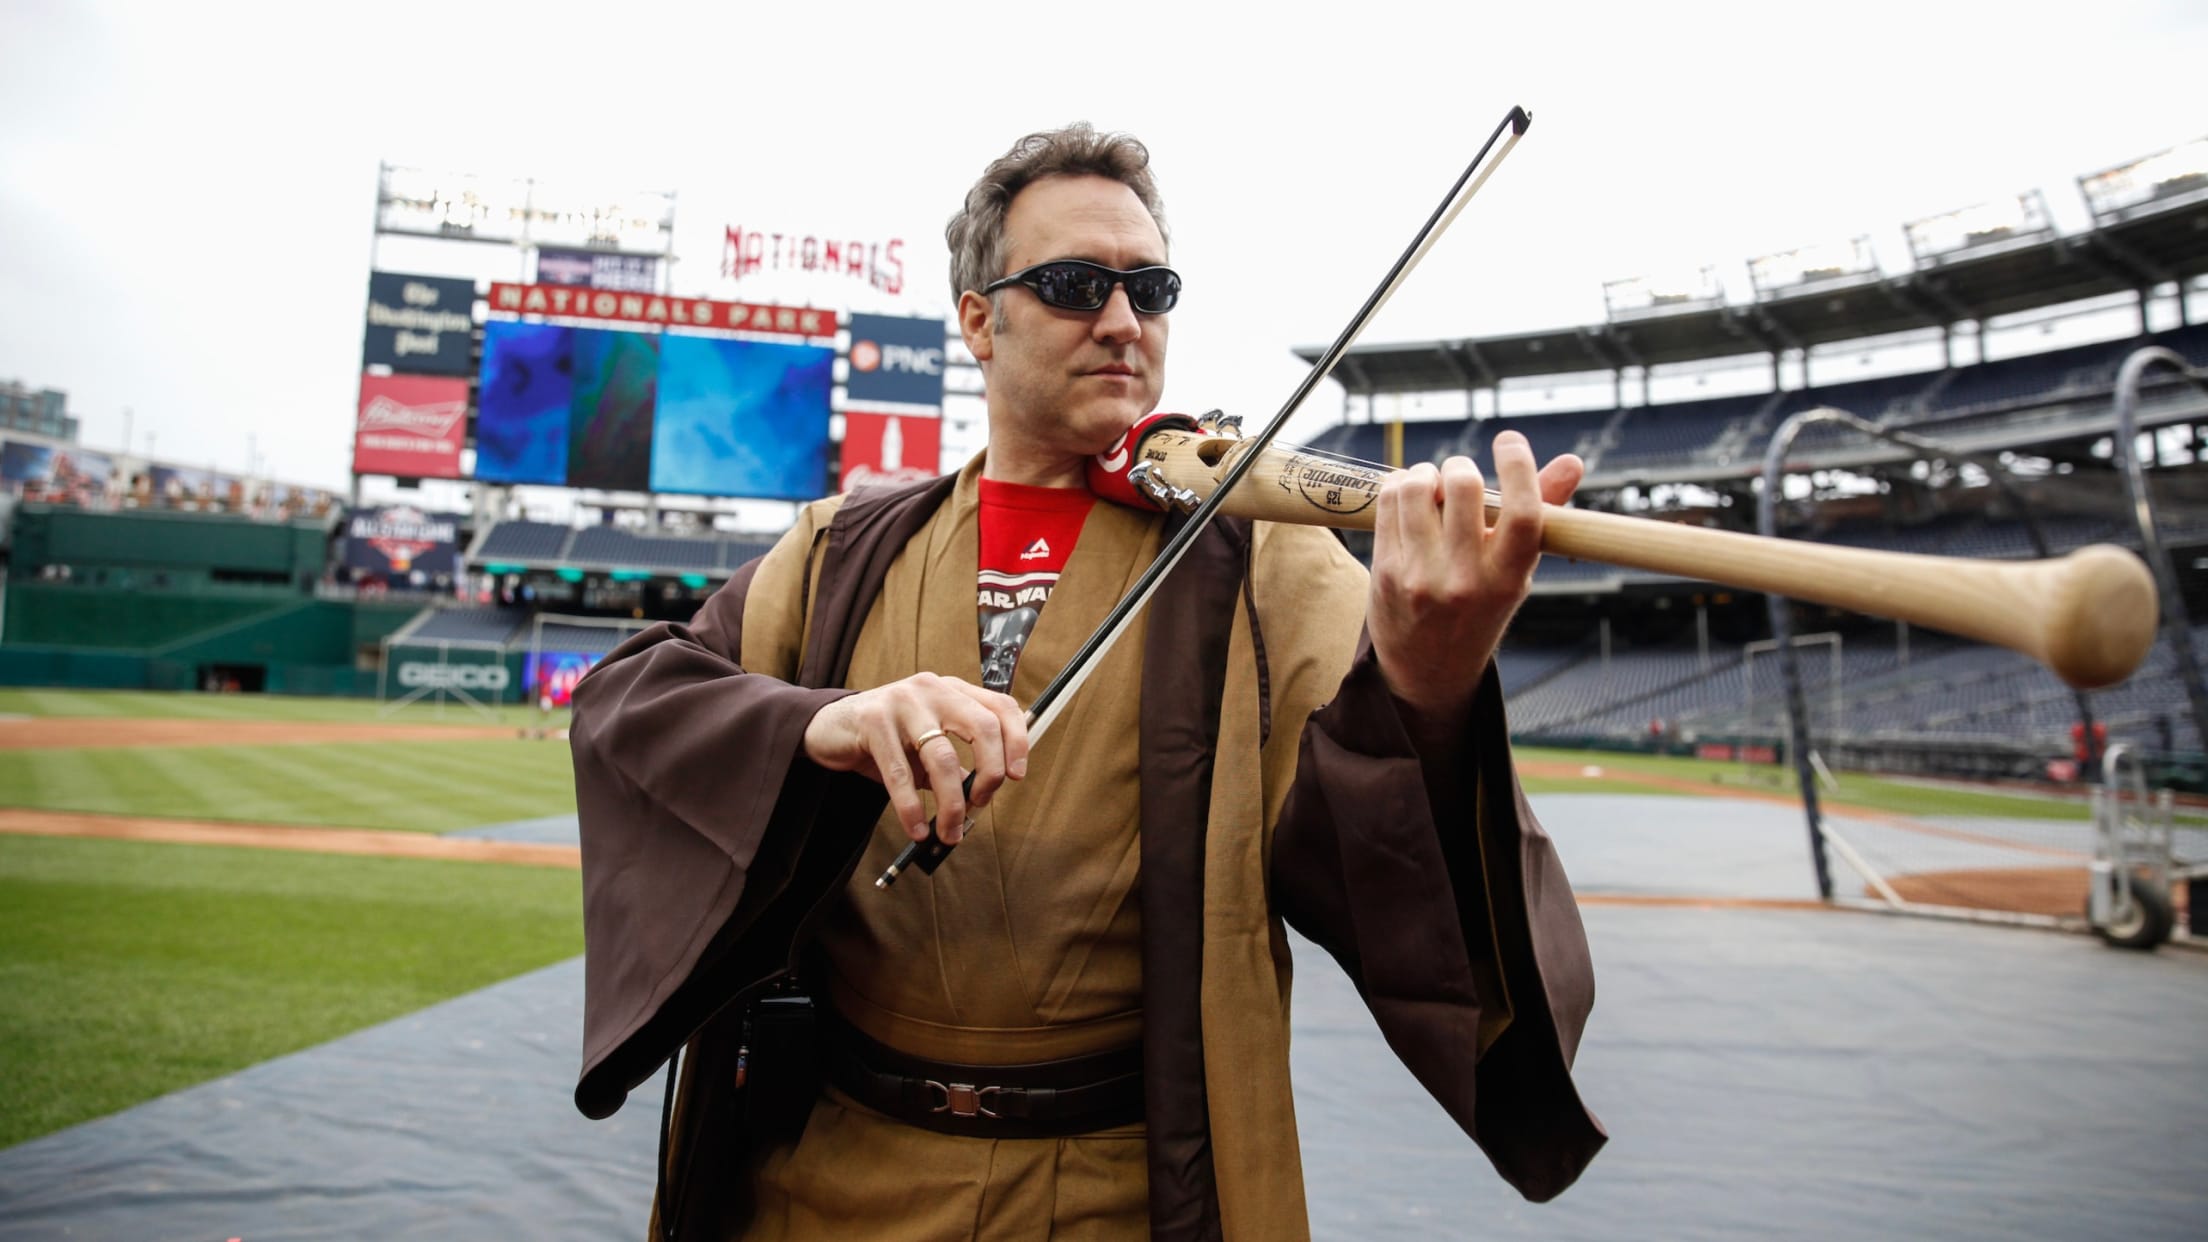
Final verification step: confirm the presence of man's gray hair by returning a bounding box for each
[945,123,1170,309]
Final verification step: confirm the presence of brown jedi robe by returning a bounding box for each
[570,463,1607,1240]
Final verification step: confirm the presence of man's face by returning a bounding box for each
[961,174,1169,474]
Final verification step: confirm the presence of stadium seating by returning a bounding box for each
[1469,409,1614,468]
[469,519,784,576]
[404,606,529,646]
[1355,322,2208,484]
[720,539,777,570]
[1602,395,1763,471]
[568,527,721,571]
[1504,623,2208,760]
[475,520,573,561]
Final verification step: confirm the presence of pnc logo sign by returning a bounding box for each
[846,314,948,406]
[398,662,512,691]
[849,339,941,376]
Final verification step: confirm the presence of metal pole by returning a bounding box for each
[2111,346,2208,758]
[1760,424,1834,900]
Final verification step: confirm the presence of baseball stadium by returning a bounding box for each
[2,131,2206,1240]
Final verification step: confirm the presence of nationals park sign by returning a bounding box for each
[486,282,834,338]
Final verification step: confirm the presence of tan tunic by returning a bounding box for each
[731,456,1361,1239]
[746,467,1161,1238]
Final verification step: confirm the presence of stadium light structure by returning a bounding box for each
[1747,236,1880,299]
[1902,191,2054,268]
[377,166,532,241]
[2078,136,2208,226]
[375,164,676,255]
[1601,266,1725,321]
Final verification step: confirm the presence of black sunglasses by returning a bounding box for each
[982,259,1182,315]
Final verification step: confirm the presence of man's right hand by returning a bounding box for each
[801,673,1029,844]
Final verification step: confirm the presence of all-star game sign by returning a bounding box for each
[343,504,462,585]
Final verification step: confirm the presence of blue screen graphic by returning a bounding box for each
[651,336,833,500]
[565,328,659,492]
[474,322,574,485]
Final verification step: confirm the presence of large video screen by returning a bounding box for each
[474,322,831,500]
[566,328,658,492]
[474,321,574,485]
[652,335,833,499]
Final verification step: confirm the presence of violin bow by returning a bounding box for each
[877,105,1534,889]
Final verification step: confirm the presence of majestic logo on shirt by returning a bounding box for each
[1019,537,1051,561]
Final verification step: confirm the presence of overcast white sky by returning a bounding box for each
[4,0,2205,503]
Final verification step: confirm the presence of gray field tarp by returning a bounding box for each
[3,793,2203,1240]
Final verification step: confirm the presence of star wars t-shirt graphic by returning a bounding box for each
[976,478,1095,695]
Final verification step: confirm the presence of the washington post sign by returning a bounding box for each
[845,313,946,406]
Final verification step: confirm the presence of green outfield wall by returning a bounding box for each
[0,504,430,695]
[10,504,331,591]
[0,586,421,696]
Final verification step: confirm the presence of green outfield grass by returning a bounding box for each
[0,687,567,729]
[0,738,576,832]
[0,834,583,1150]
[1514,746,2111,823]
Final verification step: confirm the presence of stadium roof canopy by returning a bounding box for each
[1298,160,2208,396]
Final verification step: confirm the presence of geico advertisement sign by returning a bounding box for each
[398,662,511,691]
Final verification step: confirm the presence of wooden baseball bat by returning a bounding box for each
[1127,428,2158,691]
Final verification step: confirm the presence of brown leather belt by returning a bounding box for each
[823,1017,1143,1140]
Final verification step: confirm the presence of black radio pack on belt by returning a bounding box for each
[734,975,820,1144]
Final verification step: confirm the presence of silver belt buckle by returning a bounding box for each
[926,1079,1002,1118]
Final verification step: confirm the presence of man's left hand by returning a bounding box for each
[1368,430,1583,730]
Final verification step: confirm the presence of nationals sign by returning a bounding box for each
[840,410,941,492]
[353,373,468,478]
[487,282,834,338]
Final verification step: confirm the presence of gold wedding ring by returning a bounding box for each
[912,727,949,749]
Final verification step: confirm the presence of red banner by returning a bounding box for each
[840,410,941,492]
[486,282,834,338]
[353,373,468,479]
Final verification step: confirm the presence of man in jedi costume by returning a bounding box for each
[570,123,1607,1240]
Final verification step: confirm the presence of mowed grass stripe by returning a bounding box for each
[0,687,567,729]
[0,739,576,833]
[0,689,175,719]
[173,739,575,832]
[166,742,507,830]
[0,833,583,1150]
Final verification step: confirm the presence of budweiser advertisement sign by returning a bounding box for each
[354,373,468,479]
[486,282,834,338]
[840,410,941,492]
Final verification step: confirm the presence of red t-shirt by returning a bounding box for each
[976,478,1095,695]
